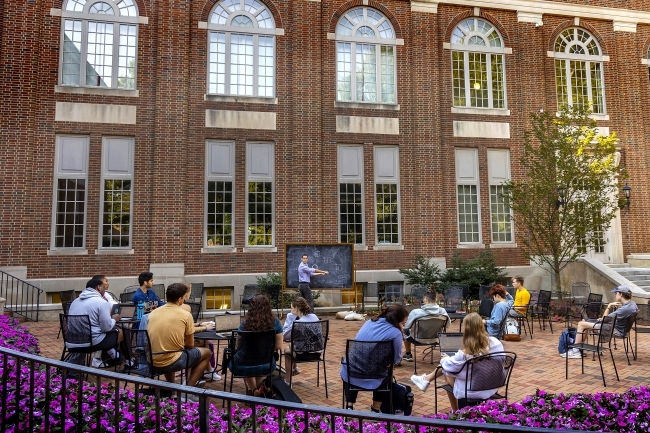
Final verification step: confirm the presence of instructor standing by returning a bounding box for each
[298,254,328,312]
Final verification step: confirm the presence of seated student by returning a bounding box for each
[410,312,504,411]
[230,294,283,396]
[282,297,320,383]
[402,290,450,362]
[508,275,531,318]
[482,285,513,338]
[147,283,211,391]
[132,271,164,307]
[565,285,638,359]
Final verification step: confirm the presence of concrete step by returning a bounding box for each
[622,274,650,282]
[606,263,630,268]
[615,268,650,275]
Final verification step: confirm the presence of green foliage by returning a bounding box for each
[256,272,283,289]
[438,250,507,297]
[501,105,624,294]
[398,256,443,289]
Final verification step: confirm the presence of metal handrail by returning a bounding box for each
[0,270,42,322]
[0,346,585,433]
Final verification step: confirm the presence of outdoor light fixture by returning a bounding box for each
[556,186,566,209]
[622,183,631,209]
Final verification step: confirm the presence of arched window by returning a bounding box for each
[61,0,139,89]
[335,7,397,104]
[554,28,605,113]
[450,18,506,109]
[208,0,276,97]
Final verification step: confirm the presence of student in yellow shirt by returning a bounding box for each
[508,275,530,317]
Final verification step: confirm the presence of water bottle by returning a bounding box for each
[137,301,144,319]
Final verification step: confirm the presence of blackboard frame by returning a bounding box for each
[284,243,355,290]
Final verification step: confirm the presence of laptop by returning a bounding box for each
[119,304,136,320]
[438,332,463,357]
[213,313,241,338]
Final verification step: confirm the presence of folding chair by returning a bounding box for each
[341,339,394,412]
[565,315,618,387]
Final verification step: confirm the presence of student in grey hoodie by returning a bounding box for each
[402,290,450,362]
[67,277,123,359]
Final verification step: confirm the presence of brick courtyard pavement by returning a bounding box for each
[24,315,650,416]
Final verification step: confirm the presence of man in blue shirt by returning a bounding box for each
[132,271,164,307]
[298,254,328,312]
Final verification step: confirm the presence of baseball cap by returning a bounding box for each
[611,285,631,294]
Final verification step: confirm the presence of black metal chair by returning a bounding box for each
[59,290,76,304]
[634,304,650,360]
[59,314,97,367]
[582,293,604,320]
[57,301,74,339]
[120,292,135,304]
[185,301,202,322]
[613,311,637,365]
[382,284,404,307]
[565,315,618,387]
[529,290,553,333]
[409,315,448,374]
[190,283,204,303]
[444,286,465,312]
[151,284,166,300]
[510,303,533,338]
[478,285,491,301]
[505,285,515,299]
[341,339,394,412]
[409,286,429,304]
[222,329,277,394]
[433,351,517,413]
[240,284,262,316]
[478,299,494,318]
[286,320,329,397]
[566,282,591,326]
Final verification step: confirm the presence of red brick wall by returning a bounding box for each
[1,0,649,280]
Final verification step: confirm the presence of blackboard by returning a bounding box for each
[285,244,354,289]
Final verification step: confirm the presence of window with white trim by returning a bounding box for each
[335,7,397,104]
[100,137,134,248]
[374,146,400,244]
[205,141,235,247]
[338,145,364,244]
[455,148,481,244]
[554,28,605,113]
[208,0,275,97]
[61,0,138,89]
[52,136,89,249]
[246,142,274,246]
[451,18,506,109]
[487,149,512,243]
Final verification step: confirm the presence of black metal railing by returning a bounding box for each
[0,347,585,433]
[0,271,42,322]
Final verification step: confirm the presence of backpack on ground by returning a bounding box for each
[558,327,577,354]
[270,375,302,403]
[503,318,521,341]
[380,379,414,415]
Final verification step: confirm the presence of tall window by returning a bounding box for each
[100,138,134,248]
[52,136,89,249]
[61,0,138,89]
[338,146,364,244]
[206,141,235,247]
[374,147,400,244]
[455,148,481,244]
[554,28,605,113]
[451,18,506,109]
[487,149,512,243]
[247,143,274,246]
[208,0,275,97]
[335,7,397,104]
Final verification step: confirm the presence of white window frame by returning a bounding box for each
[450,17,508,110]
[455,148,482,246]
[51,135,90,251]
[60,0,139,89]
[335,7,398,104]
[373,146,401,247]
[553,28,606,114]
[207,0,276,98]
[98,137,134,251]
[487,149,513,244]
[205,140,236,251]
[245,142,275,248]
[338,145,365,245]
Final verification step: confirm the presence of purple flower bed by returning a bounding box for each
[2,315,650,432]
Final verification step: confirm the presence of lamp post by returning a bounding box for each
[622,183,631,209]
[556,185,566,209]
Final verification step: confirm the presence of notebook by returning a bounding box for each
[438,332,463,357]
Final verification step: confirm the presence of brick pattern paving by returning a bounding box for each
[24,316,650,416]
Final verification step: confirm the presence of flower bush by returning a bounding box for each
[2,315,650,432]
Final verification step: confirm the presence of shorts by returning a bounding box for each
[155,348,202,373]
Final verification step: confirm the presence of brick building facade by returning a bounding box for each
[1,0,649,305]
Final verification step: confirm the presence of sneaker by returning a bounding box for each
[292,367,301,375]
[410,374,430,392]
[181,393,199,402]
[203,371,222,381]
[560,350,582,359]
[91,358,108,368]
[403,353,413,362]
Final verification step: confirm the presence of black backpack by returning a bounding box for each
[380,380,414,415]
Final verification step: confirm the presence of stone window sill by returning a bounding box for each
[55,85,139,97]
[451,107,510,116]
[204,95,278,104]
[489,243,518,249]
[48,249,88,255]
[95,249,135,255]
[201,247,237,254]
[456,243,486,249]
[335,101,400,111]
[372,244,404,251]
[242,247,278,253]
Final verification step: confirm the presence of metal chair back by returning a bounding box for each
[505,286,515,299]
[444,286,464,310]
[120,292,134,303]
[185,301,201,322]
[123,285,139,294]
[290,320,330,396]
[478,299,494,318]
[478,285,491,300]
[465,351,516,397]
[151,284,166,300]
[584,293,603,319]
[412,315,447,344]
[383,284,404,306]
[342,339,394,411]
[59,290,76,304]
[122,327,153,378]
[571,282,591,301]
[190,283,204,302]
[410,286,429,304]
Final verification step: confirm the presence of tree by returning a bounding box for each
[398,256,443,290]
[438,250,507,297]
[501,106,625,295]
